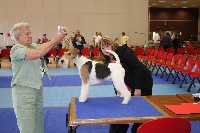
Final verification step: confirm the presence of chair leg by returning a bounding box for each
[187,78,195,92]
[179,75,186,88]
[172,72,179,84]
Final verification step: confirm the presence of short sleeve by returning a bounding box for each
[10,44,28,60]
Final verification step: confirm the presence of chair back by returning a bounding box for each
[178,54,187,70]
[187,47,195,56]
[1,49,10,59]
[177,48,185,55]
[166,47,175,54]
[185,55,196,72]
[81,48,90,58]
[92,48,100,58]
[172,54,180,66]
[195,48,200,57]
[156,51,163,61]
[161,52,167,63]
[157,48,165,52]
[48,49,57,57]
[137,117,191,133]
[194,58,200,74]
[165,53,173,65]
[135,47,144,56]
[58,48,66,58]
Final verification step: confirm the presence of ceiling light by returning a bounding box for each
[172,4,177,6]
[182,7,187,8]
[159,1,166,2]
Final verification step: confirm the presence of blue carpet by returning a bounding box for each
[0,75,112,88]
[0,107,200,133]
[1,74,198,88]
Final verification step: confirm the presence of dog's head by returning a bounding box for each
[58,48,80,68]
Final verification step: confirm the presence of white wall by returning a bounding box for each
[0,0,148,48]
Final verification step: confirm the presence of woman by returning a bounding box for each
[10,22,67,133]
[99,36,153,133]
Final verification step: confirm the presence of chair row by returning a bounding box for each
[145,50,200,93]
[136,46,200,57]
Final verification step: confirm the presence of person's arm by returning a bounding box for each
[81,36,86,44]
[25,32,67,60]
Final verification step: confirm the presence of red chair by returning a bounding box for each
[1,49,10,59]
[172,54,187,84]
[195,48,200,57]
[166,47,175,54]
[135,46,145,61]
[187,58,200,92]
[144,48,154,66]
[81,48,90,58]
[157,47,165,52]
[179,55,196,88]
[160,53,174,78]
[58,48,66,58]
[177,47,185,55]
[137,117,191,133]
[166,54,180,81]
[155,52,167,76]
[147,49,158,68]
[47,49,57,58]
[92,48,101,59]
[186,47,195,56]
[151,50,163,72]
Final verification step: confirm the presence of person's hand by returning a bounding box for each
[134,89,141,96]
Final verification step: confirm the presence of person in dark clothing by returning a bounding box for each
[99,36,153,133]
[72,30,86,53]
[161,32,172,51]
[172,34,179,54]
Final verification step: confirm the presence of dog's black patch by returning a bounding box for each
[84,61,93,74]
[95,63,111,79]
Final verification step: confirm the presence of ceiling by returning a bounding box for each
[149,0,200,8]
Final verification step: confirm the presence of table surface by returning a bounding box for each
[67,95,200,127]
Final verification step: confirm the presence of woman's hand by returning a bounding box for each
[134,89,141,96]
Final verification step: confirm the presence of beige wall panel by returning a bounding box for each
[43,13,60,39]
[60,14,79,37]
[95,14,114,39]
[43,0,60,13]
[79,0,95,13]
[111,0,130,13]
[0,13,6,48]
[0,1,6,13]
[129,0,148,46]
[25,0,43,14]
[95,0,113,13]
[6,0,24,14]
[25,13,43,42]
[6,13,25,46]
[111,14,130,44]
[78,14,96,44]
[60,0,79,14]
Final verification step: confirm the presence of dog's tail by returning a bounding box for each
[106,50,120,64]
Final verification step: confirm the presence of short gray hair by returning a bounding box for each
[10,22,30,42]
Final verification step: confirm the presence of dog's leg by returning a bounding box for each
[112,79,131,105]
[79,82,90,102]
[79,65,90,102]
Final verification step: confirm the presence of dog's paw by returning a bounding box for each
[121,101,129,105]
[79,96,87,102]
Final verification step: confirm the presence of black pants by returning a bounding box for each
[109,123,141,133]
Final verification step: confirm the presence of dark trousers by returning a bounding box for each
[109,123,141,133]
[162,44,171,51]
